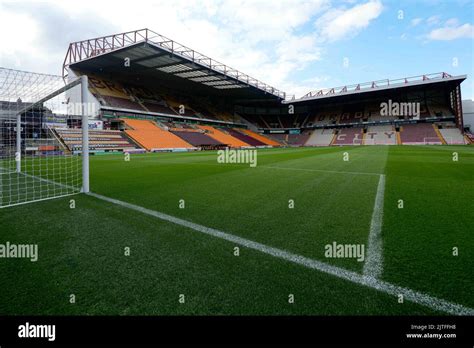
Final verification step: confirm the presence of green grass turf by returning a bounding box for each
[0,145,472,315]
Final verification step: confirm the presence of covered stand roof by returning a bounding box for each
[284,72,466,105]
[63,28,285,104]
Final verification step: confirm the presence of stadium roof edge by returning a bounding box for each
[63,28,286,100]
[283,73,467,104]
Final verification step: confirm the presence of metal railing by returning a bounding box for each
[289,72,454,102]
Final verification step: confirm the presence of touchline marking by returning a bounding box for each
[363,174,385,278]
[261,165,381,177]
[88,192,474,316]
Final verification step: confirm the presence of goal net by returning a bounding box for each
[0,68,89,208]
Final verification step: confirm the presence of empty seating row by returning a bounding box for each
[197,125,249,148]
[305,129,335,146]
[399,123,442,145]
[123,119,193,151]
[364,125,397,145]
[55,128,139,152]
[171,131,223,147]
[332,128,363,145]
[226,129,267,146]
[240,129,280,146]
[438,127,466,144]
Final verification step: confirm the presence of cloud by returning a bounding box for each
[426,15,441,26]
[411,17,423,27]
[428,22,474,40]
[0,1,117,74]
[0,0,381,97]
[314,0,383,42]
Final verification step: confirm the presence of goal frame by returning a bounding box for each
[0,73,89,208]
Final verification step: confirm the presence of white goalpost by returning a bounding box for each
[0,68,89,208]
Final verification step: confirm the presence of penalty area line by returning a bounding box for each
[87,191,474,316]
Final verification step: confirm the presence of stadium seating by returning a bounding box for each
[399,123,442,145]
[265,133,287,145]
[364,125,397,145]
[465,132,474,144]
[438,127,466,144]
[122,119,194,150]
[100,95,145,111]
[240,129,280,146]
[267,132,309,146]
[309,110,340,126]
[88,76,146,111]
[171,130,223,147]
[197,125,249,148]
[287,132,311,146]
[226,129,266,146]
[426,99,453,118]
[332,128,363,145]
[338,105,364,125]
[365,103,390,122]
[55,129,139,152]
[305,129,335,146]
[141,101,175,115]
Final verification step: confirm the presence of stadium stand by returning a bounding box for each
[438,125,466,144]
[269,132,311,146]
[240,129,280,146]
[309,109,340,126]
[55,128,139,152]
[122,119,194,151]
[364,125,397,145]
[171,130,223,148]
[88,76,145,111]
[63,31,467,151]
[279,116,294,128]
[399,123,442,145]
[267,133,286,144]
[305,129,335,146]
[339,104,365,125]
[465,131,474,144]
[428,103,454,117]
[197,125,249,148]
[226,129,266,146]
[364,102,394,122]
[141,101,175,115]
[287,132,311,146]
[332,128,363,145]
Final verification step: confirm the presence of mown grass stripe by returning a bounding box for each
[88,191,474,316]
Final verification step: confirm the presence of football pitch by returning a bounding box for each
[1,145,473,315]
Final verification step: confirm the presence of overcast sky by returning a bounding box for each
[0,0,473,98]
